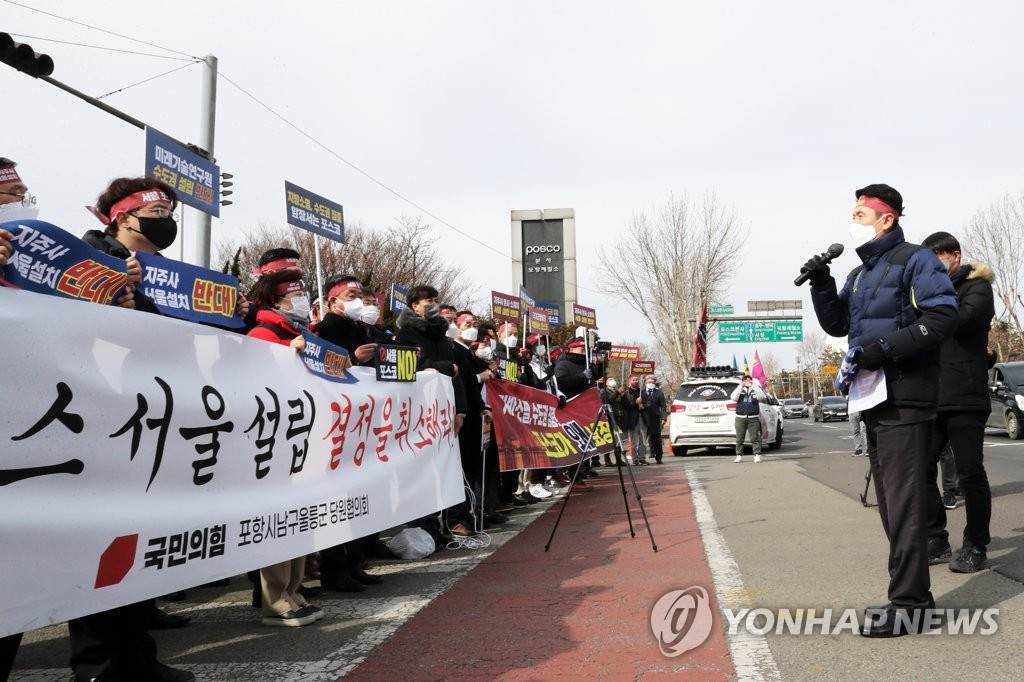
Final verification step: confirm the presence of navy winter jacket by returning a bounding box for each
[810,226,958,409]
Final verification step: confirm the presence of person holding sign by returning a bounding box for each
[314,275,377,366]
[246,270,324,626]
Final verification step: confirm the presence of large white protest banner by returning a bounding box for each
[0,288,463,637]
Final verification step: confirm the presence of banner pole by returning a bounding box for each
[313,234,326,321]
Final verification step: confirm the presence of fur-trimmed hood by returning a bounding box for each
[966,262,994,283]
[396,307,448,337]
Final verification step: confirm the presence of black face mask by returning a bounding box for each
[133,215,178,250]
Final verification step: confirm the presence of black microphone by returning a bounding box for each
[794,243,845,286]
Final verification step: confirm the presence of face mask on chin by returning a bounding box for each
[848,217,883,248]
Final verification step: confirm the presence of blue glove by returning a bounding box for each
[835,346,861,395]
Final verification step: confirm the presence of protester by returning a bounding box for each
[921,231,995,573]
[0,157,37,222]
[602,378,627,467]
[246,269,325,626]
[731,374,766,463]
[640,376,667,464]
[67,176,193,681]
[553,337,604,489]
[396,285,468,540]
[850,410,866,456]
[625,376,649,465]
[804,183,957,637]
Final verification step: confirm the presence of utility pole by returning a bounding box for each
[195,54,218,268]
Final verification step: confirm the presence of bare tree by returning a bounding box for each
[963,193,1024,336]
[798,331,826,401]
[214,216,479,309]
[758,350,781,379]
[597,193,746,388]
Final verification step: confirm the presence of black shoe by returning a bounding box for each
[928,538,952,565]
[861,596,936,637]
[518,492,541,504]
[603,459,614,467]
[322,573,366,592]
[149,606,191,630]
[145,662,196,682]
[585,470,599,479]
[655,459,664,464]
[949,542,988,573]
[297,584,324,599]
[510,495,530,507]
[484,511,509,524]
[942,492,958,509]
[364,537,395,559]
[350,568,384,585]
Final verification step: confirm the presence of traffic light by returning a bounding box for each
[0,33,55,78]
[220,172,233,206]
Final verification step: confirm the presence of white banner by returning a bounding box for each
[0,288,463,637]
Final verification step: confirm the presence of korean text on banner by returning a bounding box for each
[609,345,640,361]
[519,285,536,314]
[145,128,220,217]
[0,219,129,304]
[535,300,561,328]
[631,360,655,375]
[0,288,462,638]
[284,181,345,243]
[491,290,522,323]
[135,252,244,328]
[529,307,550,335]
[390,283,409,315]
[572,303,597,328]
[488,382,614,471]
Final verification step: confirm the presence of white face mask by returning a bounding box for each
[0,203,39,222]
[848,218,883,248]
[476,347,494,361]
[359,305,380,324]
[606,380,617,390]
[646,382,656,390]
[341,297,364,321]
[461,327,479,342]
[504,335,518,348]
[289,295,311,320]
[536,344,547,356]
[446,323,459,339]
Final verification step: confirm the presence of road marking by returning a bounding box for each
[686,468,781,681]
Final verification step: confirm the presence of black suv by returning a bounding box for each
[813,395,848,422]
[988,362,1024,439]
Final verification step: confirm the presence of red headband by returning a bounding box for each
[856,196,898,217]
[567,339,586,349]
[457,313,476,326]
[88,189,173,226]
[253,257,300,277]
[327,280,363,300]
[275,279,307,297]
[0,166,21,184]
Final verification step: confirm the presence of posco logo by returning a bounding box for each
[525,244,561,255]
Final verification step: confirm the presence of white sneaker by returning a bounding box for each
[754,454,762,463]
[734,455,742,463]
[529,483,553,499]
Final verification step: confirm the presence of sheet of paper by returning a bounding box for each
[848,368,887,413]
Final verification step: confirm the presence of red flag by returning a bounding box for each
[693,302,709,367]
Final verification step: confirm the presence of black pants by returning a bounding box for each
[863,404,933,608]
[320,538,367,583]
[645,417,664,461]
[68,600,158,680]
[926,411,992,548]
[1,633,23,680]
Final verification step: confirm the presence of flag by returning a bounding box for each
[751,350,768,388]
[743,355,750,374]
[732,354,739,371]
[693,302,709,367]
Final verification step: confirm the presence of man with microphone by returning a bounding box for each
[801,184,957,637]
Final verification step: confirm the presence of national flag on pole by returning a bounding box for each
[693,302,709,367]
[732,354,739,371]
[751,350,769,388]
[743,355,750,374]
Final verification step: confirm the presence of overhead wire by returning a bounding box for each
[5,33,196,61]
[96,60,201,100]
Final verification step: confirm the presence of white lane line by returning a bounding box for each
[686,468,781,682]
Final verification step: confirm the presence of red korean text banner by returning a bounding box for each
[572,303,597,328]
[529,307,550,335]
[610,345,640,360]
[487,381,614,471]
[491,290,522,323]
[631,360,655,375]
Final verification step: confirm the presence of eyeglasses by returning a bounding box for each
[130,206,174,219]
[0,191,36,207]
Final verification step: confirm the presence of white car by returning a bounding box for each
[669,368,784,456]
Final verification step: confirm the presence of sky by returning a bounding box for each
[5,0,1024,373]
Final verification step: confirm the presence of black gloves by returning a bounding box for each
[801,254,831,285]
[557,395,568,409]
[858,343,886,371]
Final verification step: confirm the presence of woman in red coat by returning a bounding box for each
[246,269,322,626]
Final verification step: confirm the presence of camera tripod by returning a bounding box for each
[860,465,877,508]
[544,392,658,552]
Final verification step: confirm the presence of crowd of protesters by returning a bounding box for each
[1,160,668,681]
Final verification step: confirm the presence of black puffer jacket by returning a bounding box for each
[315,312,372,366]
[938,262,996,413]
[395,308,467,414]
[553,352,603,399]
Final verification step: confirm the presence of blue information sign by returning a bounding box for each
[144,128,220,217]
[284,181,345,243]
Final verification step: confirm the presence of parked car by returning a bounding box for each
[668,367,783,456]
[988,361,1024,439]
[813,395,848,422]
[781,398,808,418]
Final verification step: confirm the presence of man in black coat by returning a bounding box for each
[640,376,668,463]
[553,338,604,482]
[921,232,995,573]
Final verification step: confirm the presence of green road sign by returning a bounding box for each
[717,320,803,343]
[709,304,733,316]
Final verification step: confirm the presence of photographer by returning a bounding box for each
[730,374,766,464]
